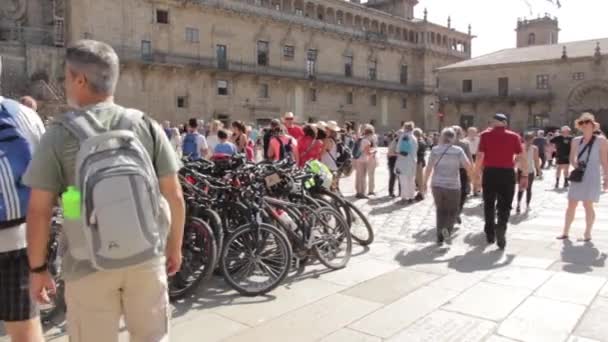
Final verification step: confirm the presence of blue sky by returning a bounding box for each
[364,0,608,57]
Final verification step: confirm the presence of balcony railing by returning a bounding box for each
[438,90,554,104]
[116,46,425,93]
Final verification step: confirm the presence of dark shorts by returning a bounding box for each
[0,249,38,322]
[557,156,570,165]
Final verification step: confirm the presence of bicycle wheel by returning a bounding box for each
[169,217,217,300]
[345,201,374,246]
[221,223,292,296]
[313,189,352,227]
[198,208,224,253]
[312,207,352,270]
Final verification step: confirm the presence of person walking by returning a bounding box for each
[24,40,185,342]
[533,130,547,169]
[421,128,474,244]
[354,124,378,198]
[557,113,608,241]
[453,126,473,222]
[545,132,555,168]
[413,128,427,193]
[551,126,574,188]
[0,95,46,342]
[394,122,418,204]
[516,132,542,214]
[475,113,528,250]
[182,118,208,160]
[465,127,481,195]
[387,130,400,198]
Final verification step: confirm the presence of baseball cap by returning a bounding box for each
[493,113,508,122]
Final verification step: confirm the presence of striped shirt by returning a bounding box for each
[0,96,45,253]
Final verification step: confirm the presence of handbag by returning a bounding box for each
[568,136,596,183]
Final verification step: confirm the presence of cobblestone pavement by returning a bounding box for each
[4,148,608,342]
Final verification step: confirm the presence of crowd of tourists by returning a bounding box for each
[2,39,608,342]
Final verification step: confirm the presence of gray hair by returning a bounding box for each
[451,125,464,139]
[413,128,423,138]
[440,127,456,144]
[66,40,119,95]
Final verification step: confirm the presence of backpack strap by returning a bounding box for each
[59,110,106,141]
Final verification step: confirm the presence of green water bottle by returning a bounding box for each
[62,186,81,220]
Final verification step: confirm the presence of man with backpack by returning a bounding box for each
[0,95,45,342]
[23,40,185,342]
[182,118,208,160]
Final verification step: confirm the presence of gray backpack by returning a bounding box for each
[59,108,170,270]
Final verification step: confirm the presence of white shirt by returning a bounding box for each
[0,96,45,253]
[465,136,480,155]
[206,135,220,155]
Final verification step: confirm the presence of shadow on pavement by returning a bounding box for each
[461,202,484,218]
[559,239,607,273]
[393,231,515,274]
[170,277,277,319]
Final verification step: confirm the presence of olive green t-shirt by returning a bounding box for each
[23,100,181,280]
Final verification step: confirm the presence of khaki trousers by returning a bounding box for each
[355,158,376,195]
[65,259,170,342]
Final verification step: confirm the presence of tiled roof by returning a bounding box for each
[438,37,608,70]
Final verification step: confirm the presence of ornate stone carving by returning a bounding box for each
[1,0,27,21]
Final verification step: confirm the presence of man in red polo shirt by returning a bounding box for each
[283,112,304,140]
[475,113,528,250]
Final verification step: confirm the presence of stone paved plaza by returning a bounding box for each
[3,149,608,342]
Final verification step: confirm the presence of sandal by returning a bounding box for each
[556,235,569,240]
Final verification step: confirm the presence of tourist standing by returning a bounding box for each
[558,113,608,241]
[394,122,418,204]
[516,132,542,214]
[206,120,223,157]
[387,130,400,198]
[297,124,323,167]
[319,121,338,172]
[283,112,304,140]
[170,127,182,157]
[475,113,528,250]
[231,120,248,155]
[0,95,45,342]
[551,126,574,188]
[182,118,209,160]
[421,128,474,244]
[214,129,238,156]
[24,40,185,342]
[263,119,281,160]
[268,125,298,163]
[354,124,378,198]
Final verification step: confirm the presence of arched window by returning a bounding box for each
[528,33,536,45]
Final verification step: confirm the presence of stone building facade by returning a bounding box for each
[436,16,608,133]
[1,0,472,130]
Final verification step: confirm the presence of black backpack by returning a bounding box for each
[275,136,293,160]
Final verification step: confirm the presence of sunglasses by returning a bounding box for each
[578,119,593,125]
[284,118,294,121]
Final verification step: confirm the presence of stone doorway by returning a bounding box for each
[567,80,608,133]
